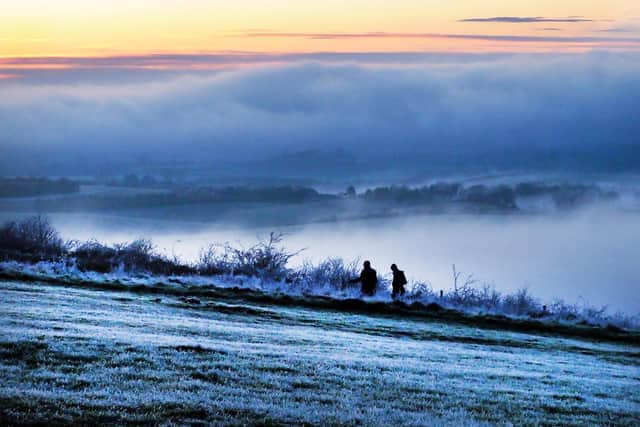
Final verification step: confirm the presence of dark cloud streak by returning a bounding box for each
[459,16,595,23]
[244,32,640,44]
[0,52,533,84]
[0,51,518,67]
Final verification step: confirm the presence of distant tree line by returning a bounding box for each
[512,182,618,209]
[0,179,621,213]
[358,182,619,211]
[108,174,170,188]
[18,185,330,212]
[0,177,80,198]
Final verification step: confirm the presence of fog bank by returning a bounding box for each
[1,52,639,177]
[35,207,640,313]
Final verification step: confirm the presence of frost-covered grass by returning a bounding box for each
[1,280,639,426]
[1,258,638,332]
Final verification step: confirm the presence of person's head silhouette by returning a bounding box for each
[363,260,371,269]
[390,264,398,272]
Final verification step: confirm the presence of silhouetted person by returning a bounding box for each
[350,260,378,296]
[391,264,407,299]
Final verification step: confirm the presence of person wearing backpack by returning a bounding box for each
[391,264,407,299]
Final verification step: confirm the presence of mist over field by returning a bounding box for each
[10,202,633,314]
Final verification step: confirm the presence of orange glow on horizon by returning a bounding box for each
[0,1,637,62]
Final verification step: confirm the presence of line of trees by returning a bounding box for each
[358,182,619,211]
[17,185,330,212]
[0,177,80,198]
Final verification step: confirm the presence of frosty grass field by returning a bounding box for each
[1,276,639,426]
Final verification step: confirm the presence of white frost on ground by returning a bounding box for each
[0,260,384,299]
[0,279,639,425]
[1,260,638,331]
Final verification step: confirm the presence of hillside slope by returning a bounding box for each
[1,279,639,426]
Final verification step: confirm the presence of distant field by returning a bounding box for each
[1,280,639,426]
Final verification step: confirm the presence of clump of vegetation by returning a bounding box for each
[71,239,194,275]
[404,273,540,316]
[403,265,639,329]
[292,258,362,291]
[446,265,540,315]
[197,232,299,280]
[0,216,68,262]
[198,237,364,292]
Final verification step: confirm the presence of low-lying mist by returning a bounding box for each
[34,205,640,314]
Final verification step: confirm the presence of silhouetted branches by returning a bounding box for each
[0,216,68,261]
[197,232,302,280]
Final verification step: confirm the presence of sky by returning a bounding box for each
[0,1,639,177]
[1,1,639,60]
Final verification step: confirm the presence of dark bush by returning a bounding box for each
[0,216,67,261]
[292,258,361,290]
[72,239,194,275]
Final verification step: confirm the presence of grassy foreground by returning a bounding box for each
[1,279,639,426]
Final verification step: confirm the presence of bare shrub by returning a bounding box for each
[197,244,227,276]
[196,232,301,280]
[0,216,67,261]
[293,258,361,290]
[440,265,541,315]
[408,281,436,300]
[72,238,193,275]
[502,288,540,316]
[70,240,113,273]
[607,311,640,330]
[579,302,608,324]
[450,264,481,307]
[478,284,502,311]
